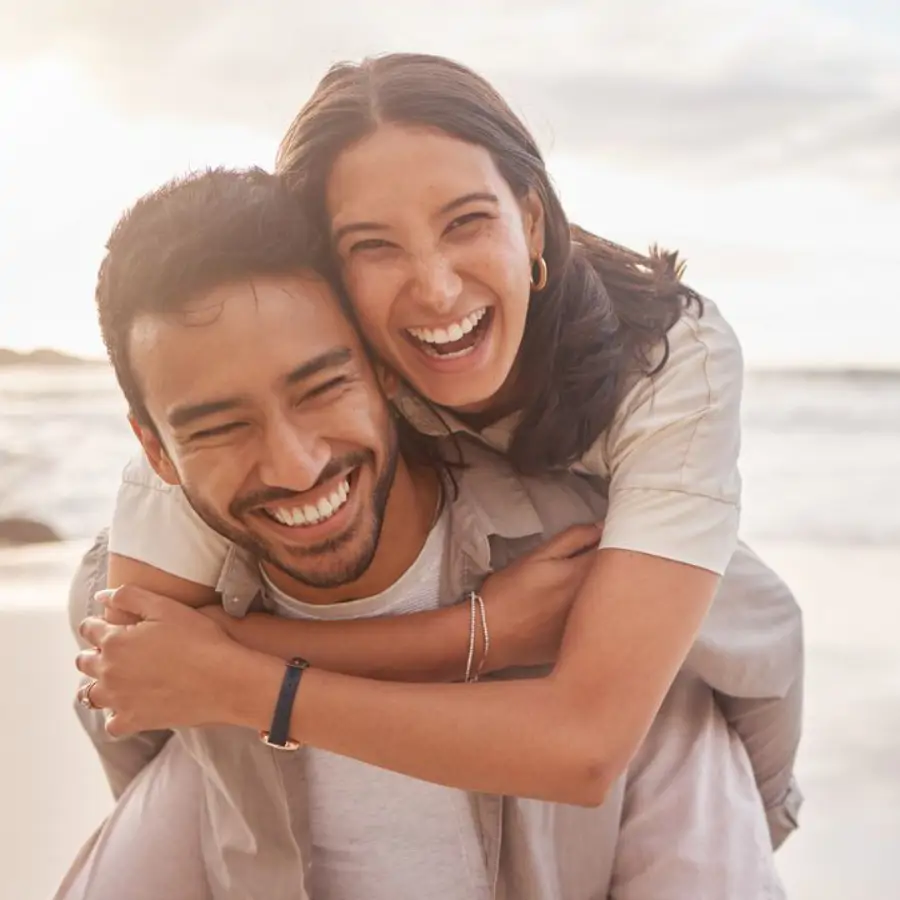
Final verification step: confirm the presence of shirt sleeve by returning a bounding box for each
[108,454,231,587]
[581,298,743,574]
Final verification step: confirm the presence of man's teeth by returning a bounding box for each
[268,479,350,527]
[406,308,486,345]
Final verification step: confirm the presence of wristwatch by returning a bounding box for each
[259,656,309,750]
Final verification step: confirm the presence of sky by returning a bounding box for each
[0,0,897,368]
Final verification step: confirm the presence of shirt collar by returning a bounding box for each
[394,385,521,451]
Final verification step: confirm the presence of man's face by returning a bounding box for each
[129,273,399,589]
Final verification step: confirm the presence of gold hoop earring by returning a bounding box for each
[530,256,548,291]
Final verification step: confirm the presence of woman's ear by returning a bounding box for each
[520,189,546,259]
[128,414,179,486]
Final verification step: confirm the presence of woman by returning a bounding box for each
[88,54,802,843]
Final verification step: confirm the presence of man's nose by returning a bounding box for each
[410,252,463,316]
[257,417,329,493]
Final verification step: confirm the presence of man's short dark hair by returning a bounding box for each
[96,167,325,425]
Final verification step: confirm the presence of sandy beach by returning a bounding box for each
[1,539,898,899]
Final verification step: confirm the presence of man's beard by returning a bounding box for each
[181,431,400,590]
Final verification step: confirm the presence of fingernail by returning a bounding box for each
[94,589,116,604]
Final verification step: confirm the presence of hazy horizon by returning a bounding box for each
[6,345,900,376]
[1,1,897,369]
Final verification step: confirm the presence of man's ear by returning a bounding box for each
[520,188,546,260]
[375,364,401,401]
[128,414,179,486]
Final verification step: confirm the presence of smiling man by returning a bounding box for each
[61,168,783,899]
[129,275,413,597]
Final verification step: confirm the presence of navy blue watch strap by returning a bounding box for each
[261,657,309,750]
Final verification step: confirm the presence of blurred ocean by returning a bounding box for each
[1,363,899,545]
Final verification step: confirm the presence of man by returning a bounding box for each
[61,169,782,899]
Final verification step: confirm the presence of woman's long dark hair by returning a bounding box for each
[276,53,701,474]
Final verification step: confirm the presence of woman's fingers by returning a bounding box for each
[75,647,101,677]
[78,616,117,648]
[537,523,603,561]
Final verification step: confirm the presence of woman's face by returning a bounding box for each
[326,124,544,412]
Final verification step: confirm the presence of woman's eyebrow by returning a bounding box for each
[436,192,499,217]
[333,192,499,243]
[333,220,387,243]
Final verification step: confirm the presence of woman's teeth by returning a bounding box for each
[406,308,486,346]
[266,479,350,527]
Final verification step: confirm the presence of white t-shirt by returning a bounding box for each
[262,511,490,900]
[109,297,743,582]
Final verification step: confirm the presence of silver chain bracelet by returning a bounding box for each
[464,591,490,683]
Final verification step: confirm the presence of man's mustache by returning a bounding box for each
[230,450,373,518]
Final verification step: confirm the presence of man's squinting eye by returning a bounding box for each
[189,421,247,441]
[303,375,353,402]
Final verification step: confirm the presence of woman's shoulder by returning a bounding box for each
[579,295,744,478]
[577,295,744,572]
[668,295,743,373]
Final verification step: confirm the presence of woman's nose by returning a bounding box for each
[410,253,463,316]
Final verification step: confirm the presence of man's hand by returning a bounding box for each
[76,585,261,737]
[483,523,602,671]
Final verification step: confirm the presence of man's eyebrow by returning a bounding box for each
[283,346,354,386]
[332,192,499,243]
[168,348,354,430]
[168,398,243,430]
